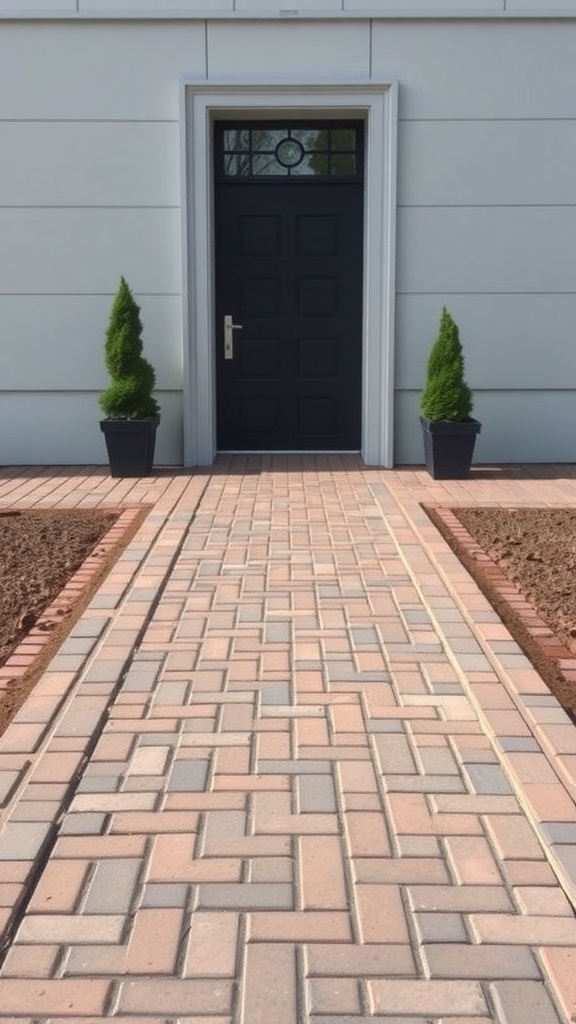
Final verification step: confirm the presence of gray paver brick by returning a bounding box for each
[490,980,564,1024]
[524,695,559,706]
[168,760,209,792]
[350,627,380,645]
[366,721,405,733]
[433,608,467,623]
[327,667,390,682]
[121,546,151,559]
[141,883,189,908]
[57,701,108,735]
[497,653,534,669]
[373,734,416,774]
[197,882,293,909]
[258,760,332,774]
[83,858,141,914]
[137,648,172,661]
[415,912,468,943]
[305,943,416,977]
[261,684,291,705]
[83,659,126,681]
[88,593,120,606]
[422,943,541,979]
[454,654,494,672]
[465,763,514,795]
[499,737,541,752]
[446,637,484,654]
[57,637,98,656]
[553,844,576,879]
[297,774,337,813]
[45,652,89,672]
[139,733,178,746]
[76,776,121,794]
[70,618,108,639]
[402,611,432,625]
[0,822,51,860]
[265,621,291,643]
[58,813,106,836]
[541,823,576,843]
[127,587,160,600]
[121,666,162,692]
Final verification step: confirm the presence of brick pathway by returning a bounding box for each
[0,457,576,1022]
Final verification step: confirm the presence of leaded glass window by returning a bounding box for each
[218,122,362,180]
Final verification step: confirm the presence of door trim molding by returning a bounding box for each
[180,80,398,466]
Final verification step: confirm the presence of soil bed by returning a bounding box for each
[428,505,576,719]
[0,509,120,735]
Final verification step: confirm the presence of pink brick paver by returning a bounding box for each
[0,457,576,1022]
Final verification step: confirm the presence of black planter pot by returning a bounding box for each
[420,416,481,480]
[100,417,160,478]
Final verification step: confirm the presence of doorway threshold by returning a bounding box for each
[217,450,362,455]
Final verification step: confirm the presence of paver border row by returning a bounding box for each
[0,474,210,951]
[379,490,576,910]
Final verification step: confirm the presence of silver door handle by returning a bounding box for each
[224,314,243,360]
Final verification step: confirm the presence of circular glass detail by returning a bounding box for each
[275,137,305,168]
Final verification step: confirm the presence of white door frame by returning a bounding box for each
[180,80,398,466]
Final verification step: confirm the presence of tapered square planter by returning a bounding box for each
[100,417,160,478]
[420,416,481,480]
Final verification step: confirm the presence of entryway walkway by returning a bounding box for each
[0,456,575,1023]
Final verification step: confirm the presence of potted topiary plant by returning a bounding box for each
[419,307,481,479]
[99,276,160,477]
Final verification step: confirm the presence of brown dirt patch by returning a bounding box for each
[426,505,576,720]
[0,507,148,737]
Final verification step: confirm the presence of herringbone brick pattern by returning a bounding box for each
[0,457,575,1022]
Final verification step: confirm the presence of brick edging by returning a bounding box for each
[429,506,576,701]
[0,506,146,698]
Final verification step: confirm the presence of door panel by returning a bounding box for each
[215,126,363,451]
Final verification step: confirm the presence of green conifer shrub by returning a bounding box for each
[419,307,473,422]
[99,277,160,419]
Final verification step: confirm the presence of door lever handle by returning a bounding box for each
[224,314,243,360]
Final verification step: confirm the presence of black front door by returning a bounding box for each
[215,121,364,451]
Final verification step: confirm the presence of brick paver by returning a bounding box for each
[0,457,575,1022]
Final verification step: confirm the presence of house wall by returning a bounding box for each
[0,8,575,465]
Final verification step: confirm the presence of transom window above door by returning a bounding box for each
[217,122,363,180]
